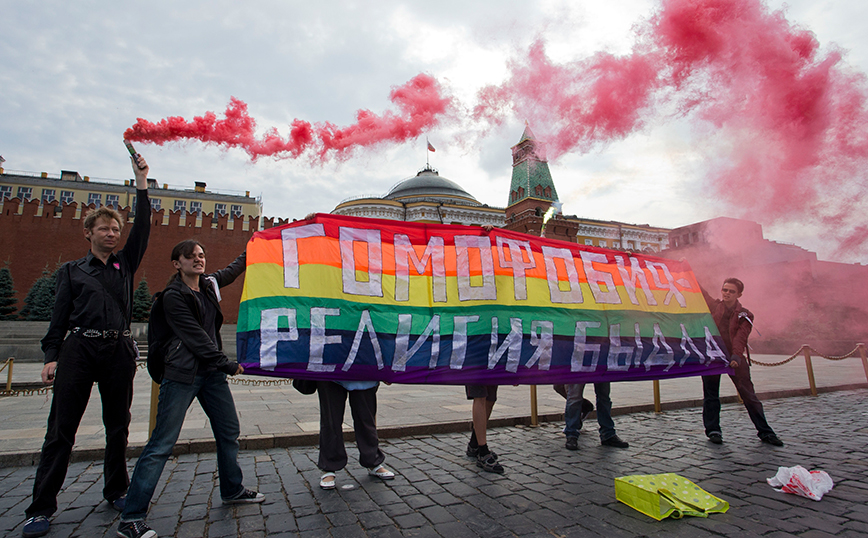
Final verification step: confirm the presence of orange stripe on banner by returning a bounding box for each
[246,235,703,295]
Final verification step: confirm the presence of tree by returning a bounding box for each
[20,265,59,321]
[132,277,152,322]
[0,263,17,320]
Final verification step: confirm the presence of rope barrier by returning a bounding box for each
[228,377,294,387]
[0,387,53,397]
[2,343,865,396]
[749,344,863,366]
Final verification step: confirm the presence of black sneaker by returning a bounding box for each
[708,433,723,444]
[565,436,578,450]
[22,516,50,538]
[601,435,629,448]
[223,488,265,504]
[761,434,784,447]
[477,453,504,474]
[117,520,157,538]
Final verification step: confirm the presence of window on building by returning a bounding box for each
[41,189,56,203]
[535,184,543,196]
[60,190,74,204]
[17,187,32,201]
[190,201,202,214]
[626,241,634,249]
[215,203,227,216]
[174,200,187,214]
[584,239,594,246]
[106,194,119,208]
[0,185,12,199]
[599,240,607,247]
[87,193,102,206]
[613,241,620,248]
[231,204,242,218]
[544,187,551,198]
[150,198,161,211]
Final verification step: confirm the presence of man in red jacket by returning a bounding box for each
[702,278,783,446]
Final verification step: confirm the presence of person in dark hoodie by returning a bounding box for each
[116,240,262,538]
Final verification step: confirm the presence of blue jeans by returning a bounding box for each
[121,372,244,521]
[564,383,616,441]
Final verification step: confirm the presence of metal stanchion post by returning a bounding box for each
[529,385,539,427]
[803,346,817,397]
[148,380,160,438]
[5,358,12,392]
[857,343,868,384]
[653,379,661,413]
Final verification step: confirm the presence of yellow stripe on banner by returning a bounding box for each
[242,262,710,314]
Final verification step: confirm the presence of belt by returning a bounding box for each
[71,327,132,339]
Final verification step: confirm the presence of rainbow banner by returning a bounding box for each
[237,214,730,384]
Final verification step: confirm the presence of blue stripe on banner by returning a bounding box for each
[237,328,730,385]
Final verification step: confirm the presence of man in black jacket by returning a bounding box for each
[22,153,150,538]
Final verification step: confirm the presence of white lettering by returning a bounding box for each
[449,315,479,369]
[455,235,497,301]
[495,237,535,301]
[281,224,325,289]
[606,323,632,372]
[614,255,657,306]
[343,310,384,371]
[526,320,554,370]
[571,321,602,372]
[488,317,523,372]
[393,314,441,372]
[646,322,675,371]
[309,307,341,372]
[580,251,621,304]
[259,308,298,371]
[678,323,704,367]
[340,227,383,297]
[646,262,687,308]
[394,234,446,302]
[542,246,583,304]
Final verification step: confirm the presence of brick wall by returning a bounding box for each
[0,198,291,323]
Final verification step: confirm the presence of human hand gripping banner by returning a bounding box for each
[237,214,731,385]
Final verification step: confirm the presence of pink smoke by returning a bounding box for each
[474,0,868,257]
[124,73,452,162]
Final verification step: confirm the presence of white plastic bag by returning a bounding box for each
[767,466,834,501]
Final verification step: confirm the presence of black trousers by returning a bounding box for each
[702,359,775,439]
[316,382,385,472]
[26,335,137,518]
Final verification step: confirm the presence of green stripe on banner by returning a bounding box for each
[237,296,718,337]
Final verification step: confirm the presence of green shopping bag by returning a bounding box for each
[614,473,729,521]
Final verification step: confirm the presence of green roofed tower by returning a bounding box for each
[507,124,558,207]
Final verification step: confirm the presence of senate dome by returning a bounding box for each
[384,166,480,205]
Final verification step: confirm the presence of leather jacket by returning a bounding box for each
[161,252,246,384]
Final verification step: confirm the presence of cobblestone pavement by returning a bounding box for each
[1,389,866,537]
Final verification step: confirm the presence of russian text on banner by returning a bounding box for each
[237,214,730,385]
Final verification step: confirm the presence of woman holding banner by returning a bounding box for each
[116,240,262,538]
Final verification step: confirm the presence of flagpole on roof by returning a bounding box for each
[426,137,430,168]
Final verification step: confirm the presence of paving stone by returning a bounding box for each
[2,390,867,537]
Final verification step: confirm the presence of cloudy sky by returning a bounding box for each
[2,0,866,263]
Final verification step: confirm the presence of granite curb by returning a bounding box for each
[2,381,864,468]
